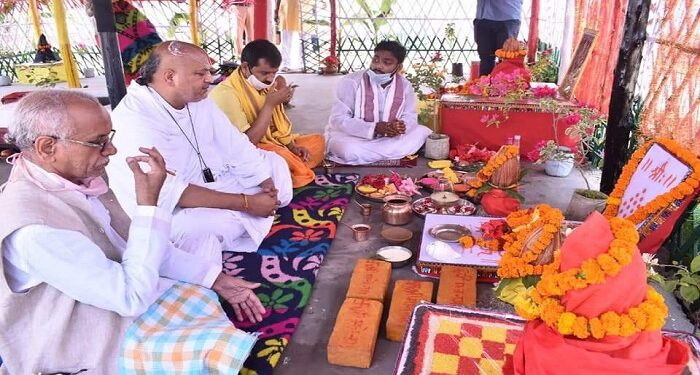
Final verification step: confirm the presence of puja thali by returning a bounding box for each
[417,170,474,194]
[355,174,399,202]
[412,197,476,218]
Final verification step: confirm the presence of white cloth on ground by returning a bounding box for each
[325,70,432,165]
[107,82,293,254]
[3,161,221,317]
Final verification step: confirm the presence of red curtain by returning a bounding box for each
[571,0,629,114]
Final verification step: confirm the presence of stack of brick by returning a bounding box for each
[327,259,391,368]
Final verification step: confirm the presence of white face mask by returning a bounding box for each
[247,73,275,91]
[367,69,394,86]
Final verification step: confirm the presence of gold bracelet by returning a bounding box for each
[242,194,249,211]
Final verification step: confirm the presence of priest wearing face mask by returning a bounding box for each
[210,39,324,188]
[107,40,293,256]
[325,40,432,165]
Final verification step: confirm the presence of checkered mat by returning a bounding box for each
[394,304,700,375]
[394,304,525,375]
[220,173,359,375]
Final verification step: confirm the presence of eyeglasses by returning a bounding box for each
[52,129,116,152]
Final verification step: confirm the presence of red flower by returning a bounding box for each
[480,219,509,240]
[564,113,582,125]
[290,229,324,242]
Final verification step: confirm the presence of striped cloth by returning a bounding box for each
[120,282,258,374]
[355,71,405,123]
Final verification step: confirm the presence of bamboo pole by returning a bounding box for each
[52,0,80,88]
[601,0,651,193]
[28,0,42,43]
[189,0,200,45]
[527,0,540,64]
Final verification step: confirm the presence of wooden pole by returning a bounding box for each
[527,0,540,64]
[189,0,200,45]
[92,0,126,108]
[330,0,337,57]
[28,0,42,43]
[253,0,268,39]
[600,0,651,193]
[52,0,81,88]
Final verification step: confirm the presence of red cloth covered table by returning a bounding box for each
[439,94,579,157]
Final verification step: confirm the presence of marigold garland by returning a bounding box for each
[520,216,667,339]
[497,204,564,279]
[603,138,700,225]
[466,145,519,196]
[534,217,639,298]
[458,235,503,252]
[536,286,668,339]
[495,49,527,59]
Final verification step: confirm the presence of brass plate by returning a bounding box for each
[428,224,471,243]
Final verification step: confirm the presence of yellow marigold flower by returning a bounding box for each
[572,316,590,339]
[459,235,475,248]
[601,311,621,336]
[619,315,637,336]
[589,318,606,339]
[557,312,576,335]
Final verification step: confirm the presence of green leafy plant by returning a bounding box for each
[349,0,396,41]
[167,13,189,38]
[535,141,574,163]
[405,53,446,101]
[444,23,456,44]
[529,49,558,83]
[647,253,700,307]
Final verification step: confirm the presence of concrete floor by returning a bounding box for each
[0,74,694,374]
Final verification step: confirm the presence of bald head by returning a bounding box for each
[137,40,213,108]
[139,41,209,84]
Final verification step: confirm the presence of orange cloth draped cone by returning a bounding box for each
[513,212,689,375]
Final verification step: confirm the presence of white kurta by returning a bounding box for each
[325,71,432,165]
[107,83,293,254]
[3,160,221,317]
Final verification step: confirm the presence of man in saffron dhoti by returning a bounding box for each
[107,41,293,255]
[325,40,432,165]
[210,39,324,187]
[0,91,265,374]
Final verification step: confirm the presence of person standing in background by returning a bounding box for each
[227,0,255,56]
[275,0,303,72]
[474,0,523,76]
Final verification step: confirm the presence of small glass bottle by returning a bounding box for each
[513,135,521,161]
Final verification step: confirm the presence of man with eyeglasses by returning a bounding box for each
[107,40,293,256]
[0,90,265,374]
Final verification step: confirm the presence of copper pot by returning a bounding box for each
[382,194,413,226]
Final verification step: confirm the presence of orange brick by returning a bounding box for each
[346,259,392,302]
[437,266,477,307]
[327,298,383,368]
[386,280,434,341]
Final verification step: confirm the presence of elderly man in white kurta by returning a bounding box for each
[107,41,293,255]
[0,90,264,374]
[325,40,432,165]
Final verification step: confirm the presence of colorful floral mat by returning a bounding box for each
[220,173,359,375]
